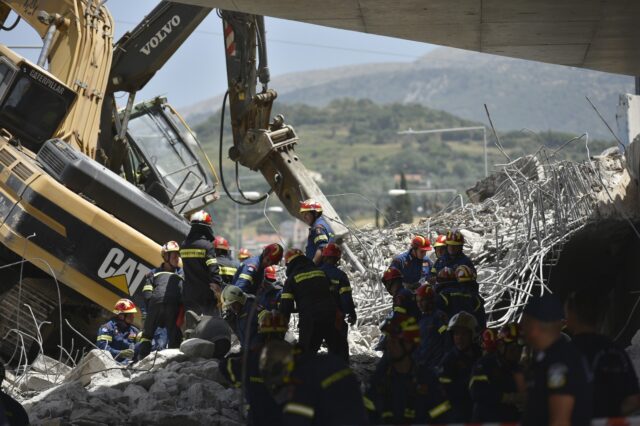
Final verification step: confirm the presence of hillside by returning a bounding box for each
[184,47,634,140]
[192,99,613,244]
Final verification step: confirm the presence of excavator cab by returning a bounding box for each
[0,49,76,152]
[121,96,217,215]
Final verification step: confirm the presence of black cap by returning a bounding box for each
[523,293,564,322]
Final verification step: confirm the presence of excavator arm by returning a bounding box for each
[219,10,351,241]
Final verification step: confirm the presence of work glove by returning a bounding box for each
[118,348,134,360]
[347,313,357,326]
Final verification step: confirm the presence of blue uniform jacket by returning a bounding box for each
[235,296,259,349]
[232,255,263,295]
[438,345,482,422]
[415,309,449,368]
[469,353,523,422]
[319,263,356,317]
[256,281,283,311]
[96,319,139,362]
[305,216,334,260]
[390,250,424,285]
[365,358,453,424]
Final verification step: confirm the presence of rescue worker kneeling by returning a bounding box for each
[280,248,344,357]
[96,299,141,364]
[365,315,453,425]
[259,340,368,425]
[139,241,184,359]
[470,323,526,422]
[221,285,259,350]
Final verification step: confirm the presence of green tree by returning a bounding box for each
[386,172,413,225]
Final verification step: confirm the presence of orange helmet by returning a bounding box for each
[214,236,230,251]
[455,265,476,283]
[382,267,402,284]
[284,248,304,265]
[264,265,277,281]
[481,328,498,353]
[190,210,213,226]
[498,323,523,345]
[238,248,251,261]
[381,315,420,345]
[415,284,436,301]
[436,267,456,283]
[263,243,284,264]
[321,243,342,258]
[299,199,322,214]
[161,241,180,258]
[434,235,447,248]
[446,229,464,246]
[411,235,432,251]
[113,298,137,314]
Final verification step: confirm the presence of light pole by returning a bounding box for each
[398,126,488,177]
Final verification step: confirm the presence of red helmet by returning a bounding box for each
[481,328,498,353]
[434,235,447,248]
[411,235,432,251]
[214,236,230,251]
[381,315,420,345]
[238,248,251,261]
[436,267,456,283]
[498,323,523,344]
[455,265,476,283]
[299,199,322,214]
[113,298,137,314]
[190,210,213,226]
[161,241,180,257]
[264,265,277,280]
[284,248,304,265]
[321,243,342,258]
[381,267,402,284]
[446,229,464,246]
[263,243,284,265]
[415,284,436,301]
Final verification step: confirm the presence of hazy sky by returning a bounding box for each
[1,0,434,109]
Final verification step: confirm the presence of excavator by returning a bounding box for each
[0,0,358,361]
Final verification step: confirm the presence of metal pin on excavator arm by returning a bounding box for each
[219,10,365,272]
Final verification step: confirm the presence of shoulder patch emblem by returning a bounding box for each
[547,363,568,389]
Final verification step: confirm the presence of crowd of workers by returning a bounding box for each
[92,199,640,425]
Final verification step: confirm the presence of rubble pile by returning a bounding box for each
[344,151,627,327]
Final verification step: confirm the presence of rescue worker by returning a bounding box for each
[520,293,592,426]
[299,199,334,264]
[96,299,141,364]
[233,243,284,295]
[220,310,287,426]
[238,247,252,262]
[0,363,29,426]
[565,291,640,417]
[470,323,527,422]
[280,248,343,357]
[434,229,476,274]
[139,241,184,358]
[414,283,448,368]
[259,340,368,425]
[180,210,222,317]
[319,243,356,361]
[214,236,239,287]
[381,267,420,320]
[365,315,453,424]
[438,265,486,330]
[389,235,432,291]
[437,311,481,422]
[221,285,259,350]
[256,265,282,312]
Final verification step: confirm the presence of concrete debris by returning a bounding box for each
[65,349,125,387]
[180,338,217,359]
[343,151,628,327]
[31,354,72,377]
